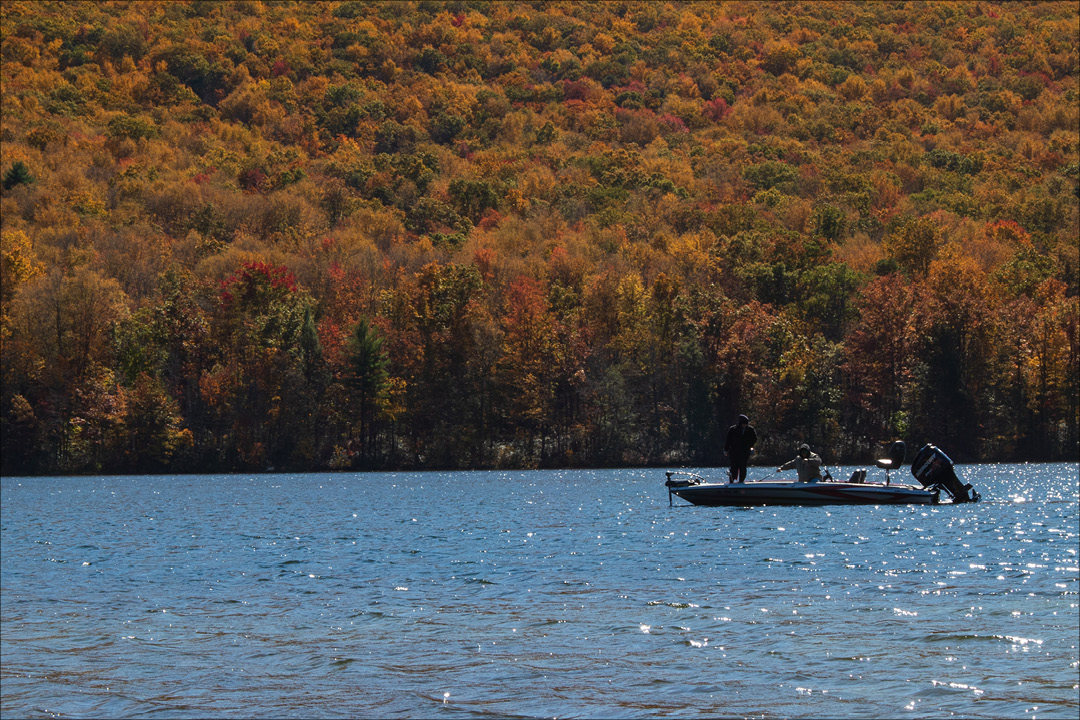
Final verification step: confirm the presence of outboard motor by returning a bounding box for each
[911,444,980,503]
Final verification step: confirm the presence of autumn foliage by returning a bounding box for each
[1,1,1077,474]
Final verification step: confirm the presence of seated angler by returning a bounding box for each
[777,443,823,483]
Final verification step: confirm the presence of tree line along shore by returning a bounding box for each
[1,1,1077,474]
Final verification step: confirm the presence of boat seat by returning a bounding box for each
[875,440,906,470]
[875,441,906,484]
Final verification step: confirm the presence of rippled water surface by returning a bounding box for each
[2,463,1078,718]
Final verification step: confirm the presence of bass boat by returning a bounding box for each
[665,443,980,507]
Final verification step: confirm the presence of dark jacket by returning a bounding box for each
[725,423,757,462]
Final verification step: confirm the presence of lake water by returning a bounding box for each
[2,463,1077,719]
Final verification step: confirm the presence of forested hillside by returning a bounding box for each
[1,1,1077,474]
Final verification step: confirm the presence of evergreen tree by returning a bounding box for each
[3,161,33,190]
[345,318,389,465]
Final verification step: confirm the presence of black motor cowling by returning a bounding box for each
[911,444,979,503]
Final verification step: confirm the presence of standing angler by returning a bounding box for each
[724,414,757,484]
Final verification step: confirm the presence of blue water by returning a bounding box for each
[2,463,1077,719]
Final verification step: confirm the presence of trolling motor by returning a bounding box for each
[911,444,980,503]
[665,471,704,506]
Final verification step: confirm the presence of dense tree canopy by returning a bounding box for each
[2,0,1077,474]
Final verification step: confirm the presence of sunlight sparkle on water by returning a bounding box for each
[2,463,1076,719]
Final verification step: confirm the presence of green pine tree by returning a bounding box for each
[3,161,34,190]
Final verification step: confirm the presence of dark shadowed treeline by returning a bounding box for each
[1,1,1077,474]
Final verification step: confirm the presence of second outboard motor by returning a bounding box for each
[911,444,979,503]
